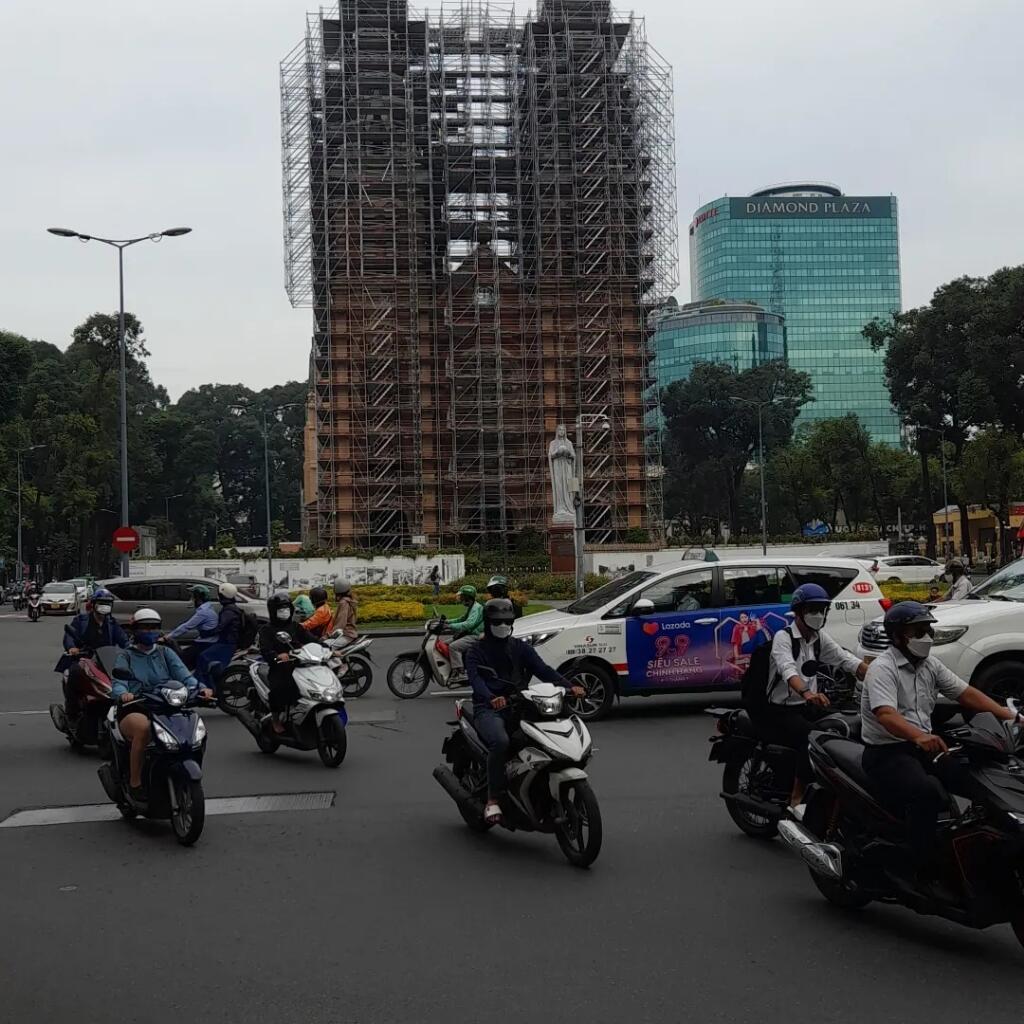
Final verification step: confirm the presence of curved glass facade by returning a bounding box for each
[653,301,786,387]
[688,186,902,444]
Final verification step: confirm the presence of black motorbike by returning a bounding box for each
[97,673,209,846]
[779,701,1024,951]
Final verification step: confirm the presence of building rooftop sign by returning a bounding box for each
[730,196,893,219]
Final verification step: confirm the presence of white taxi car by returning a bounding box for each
[520,557,886,719]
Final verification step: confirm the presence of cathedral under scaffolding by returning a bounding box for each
[282,0,677,549]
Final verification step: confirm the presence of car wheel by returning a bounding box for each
[886,576,902,584]
[973,659,1024,704]
[564,663,616,721]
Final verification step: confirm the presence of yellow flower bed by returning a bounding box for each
[358,600,428,623]
[880,582,948,604]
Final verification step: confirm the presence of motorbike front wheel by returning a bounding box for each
[28,607,40,622]
[341,655,373,698]
[722,756,780,839]
[386,655,430,699]
[555,780,602,868]
[170,778,205,846]
[317,715,348,768]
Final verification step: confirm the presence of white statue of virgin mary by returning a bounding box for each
[548,424,576,524]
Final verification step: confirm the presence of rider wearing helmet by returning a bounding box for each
[446,585,485,674]
[112,608,212,799]
[301,585,333,638]
[761,583,869,810]
[862,601,1020,868]
[259,592,315,733]
[165,585,220,667]
[56,587,129,719]
[329,578,359,644]
[486,574,522,619]
[195,581,245,687]
[466,599,585,824]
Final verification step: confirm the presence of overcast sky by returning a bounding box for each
[1,0,1021,400]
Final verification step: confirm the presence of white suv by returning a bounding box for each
[519,557,885,719]
[858,559,1024,702]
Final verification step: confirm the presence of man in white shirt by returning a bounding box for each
[760,583,869,808]
[939,562,972,602]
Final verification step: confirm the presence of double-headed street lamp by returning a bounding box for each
[730,395,771,556]
[574,413,611,600]
[48,225,192,576]
[1,445,47,583]
[231,403,302,591]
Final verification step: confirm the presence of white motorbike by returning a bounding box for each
[237,636,348,768]
[323,632,374,698]
[387,616,466,699]
[433,672,603,868]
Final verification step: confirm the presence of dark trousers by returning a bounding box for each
[862,742,966,861]
[196,643,235,687]
[64,663,85,717]
[474,707,513,799]
[757,703,828,783]
[268,662,299,715]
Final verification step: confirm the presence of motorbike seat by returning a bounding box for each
[817,736,873,789]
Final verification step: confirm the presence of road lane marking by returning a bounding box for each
[0,790,336,829]
[429,689,471,697]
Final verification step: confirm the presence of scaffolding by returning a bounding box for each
[282,0,677,549]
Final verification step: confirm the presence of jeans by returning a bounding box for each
[756,703,828,783]
[862,742,967,861]
[474,707,512,798]
[196,643,236,688]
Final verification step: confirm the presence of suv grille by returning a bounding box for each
[860,621,890,654]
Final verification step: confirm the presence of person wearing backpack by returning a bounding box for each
[196,582,248,688]
[759,583,869,811]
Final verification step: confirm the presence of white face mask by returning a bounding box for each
[802,611,826,632]
[275,608,292,622]
[490,624,513,640]
[906,635,934,659]
[94,604,113,617]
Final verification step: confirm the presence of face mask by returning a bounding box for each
[906,636,934,659]
[490,624,513,640]
[802,611,826,632]
[135,630,160,647]
[275,608,292,622]
[94,604,113,617]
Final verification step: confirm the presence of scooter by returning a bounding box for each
[235,636,348,767]
[49,646,119,753]
[387,617,467,699]
[97,676,209,846]
[778,700,1024,950]
[27,592,41,621]
[161,636,250,717]
[323,632,374,698]
[433,670,602,868]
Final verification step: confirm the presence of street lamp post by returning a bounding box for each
[573,413,611,600]
[4,445,47,583]
[730,396,770,556]
[48,225,191,576]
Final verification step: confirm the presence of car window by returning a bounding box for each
[721,567,795,607]
[789,565,858,599]
[636,570,714,613]
[105,581,149,601]
[44,583,75,593]
[565,571,657,615]
[150,583,189,602]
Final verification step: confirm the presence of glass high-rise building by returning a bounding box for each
[689,183,902,444]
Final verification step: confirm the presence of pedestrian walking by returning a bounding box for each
[428,564,441,599]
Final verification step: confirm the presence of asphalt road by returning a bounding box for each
[2,610,1023,1024]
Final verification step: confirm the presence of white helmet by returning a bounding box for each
[219,582,239,601]
[131,607,162,629]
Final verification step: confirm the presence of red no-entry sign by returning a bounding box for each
[112,526,140,553]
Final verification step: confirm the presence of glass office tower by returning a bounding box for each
[689,183,902,444]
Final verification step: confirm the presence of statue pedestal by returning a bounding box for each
[549,523,575,574]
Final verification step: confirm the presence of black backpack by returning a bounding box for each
[235,607,260,651]
[740,631,820,713]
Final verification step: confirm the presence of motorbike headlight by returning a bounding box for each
[152,721,180,750]
[530,694,563,715]
[312,683,342,701]
[193,717,207,745]
[525,630,562,647]
[933,626,968,646]
[160,686,187,707]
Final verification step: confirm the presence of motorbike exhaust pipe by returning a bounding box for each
[778,819,844,881]
[432,765,484,815]
[97,763,121,804]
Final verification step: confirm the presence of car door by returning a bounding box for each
[714,567,796,689]
[624,568,718,689]
[147,581,192,629]
[104,581,150,623]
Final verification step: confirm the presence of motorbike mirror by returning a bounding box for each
[275,631,292,644]
[801,660,820,676]
[112,667,133,681]
[631,598,655,617]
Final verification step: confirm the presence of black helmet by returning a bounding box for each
[487,574,510,598]
[483,598,515,640]
[268,591,294,620]
[310,585,329,607]
[883,601,936,638]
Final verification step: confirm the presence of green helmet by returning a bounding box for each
[458,585,477,600]
[189,585,211,602]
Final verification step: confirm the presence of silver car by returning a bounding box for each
[40,582,81,615]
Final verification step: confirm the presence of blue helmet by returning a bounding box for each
[89,587,115,607]
[883,601,936,637]
[791,583,830,610]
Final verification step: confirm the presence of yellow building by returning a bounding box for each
[931,503,1024,559]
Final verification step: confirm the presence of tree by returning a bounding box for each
[662,360,813,536]
[955,430,1024,562]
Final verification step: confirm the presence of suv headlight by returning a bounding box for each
[933,626,968,646]
[525,630,562,647]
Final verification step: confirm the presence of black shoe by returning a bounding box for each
[129,785,148,804]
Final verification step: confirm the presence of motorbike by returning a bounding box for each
[432,670,602,868]
[48,645,119,753]
[97,675,209,846]
[387,617,468,699]
[161,636,251,716]
[323,632,374,698]
[27,592,41,621]
[778,700,1024,950]
[707,704,860,839]
[235,636,348,767]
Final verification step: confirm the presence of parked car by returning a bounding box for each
[858,557,1024,701]
[65,578,90,604]
[866,555,945,585]
[517,557,887,719]
[40,582,81,615]
[97,577,268,630]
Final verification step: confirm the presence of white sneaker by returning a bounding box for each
[789,803,807,822]
[484,801,503,824]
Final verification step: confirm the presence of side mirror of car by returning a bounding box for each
[631,598,655,617]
